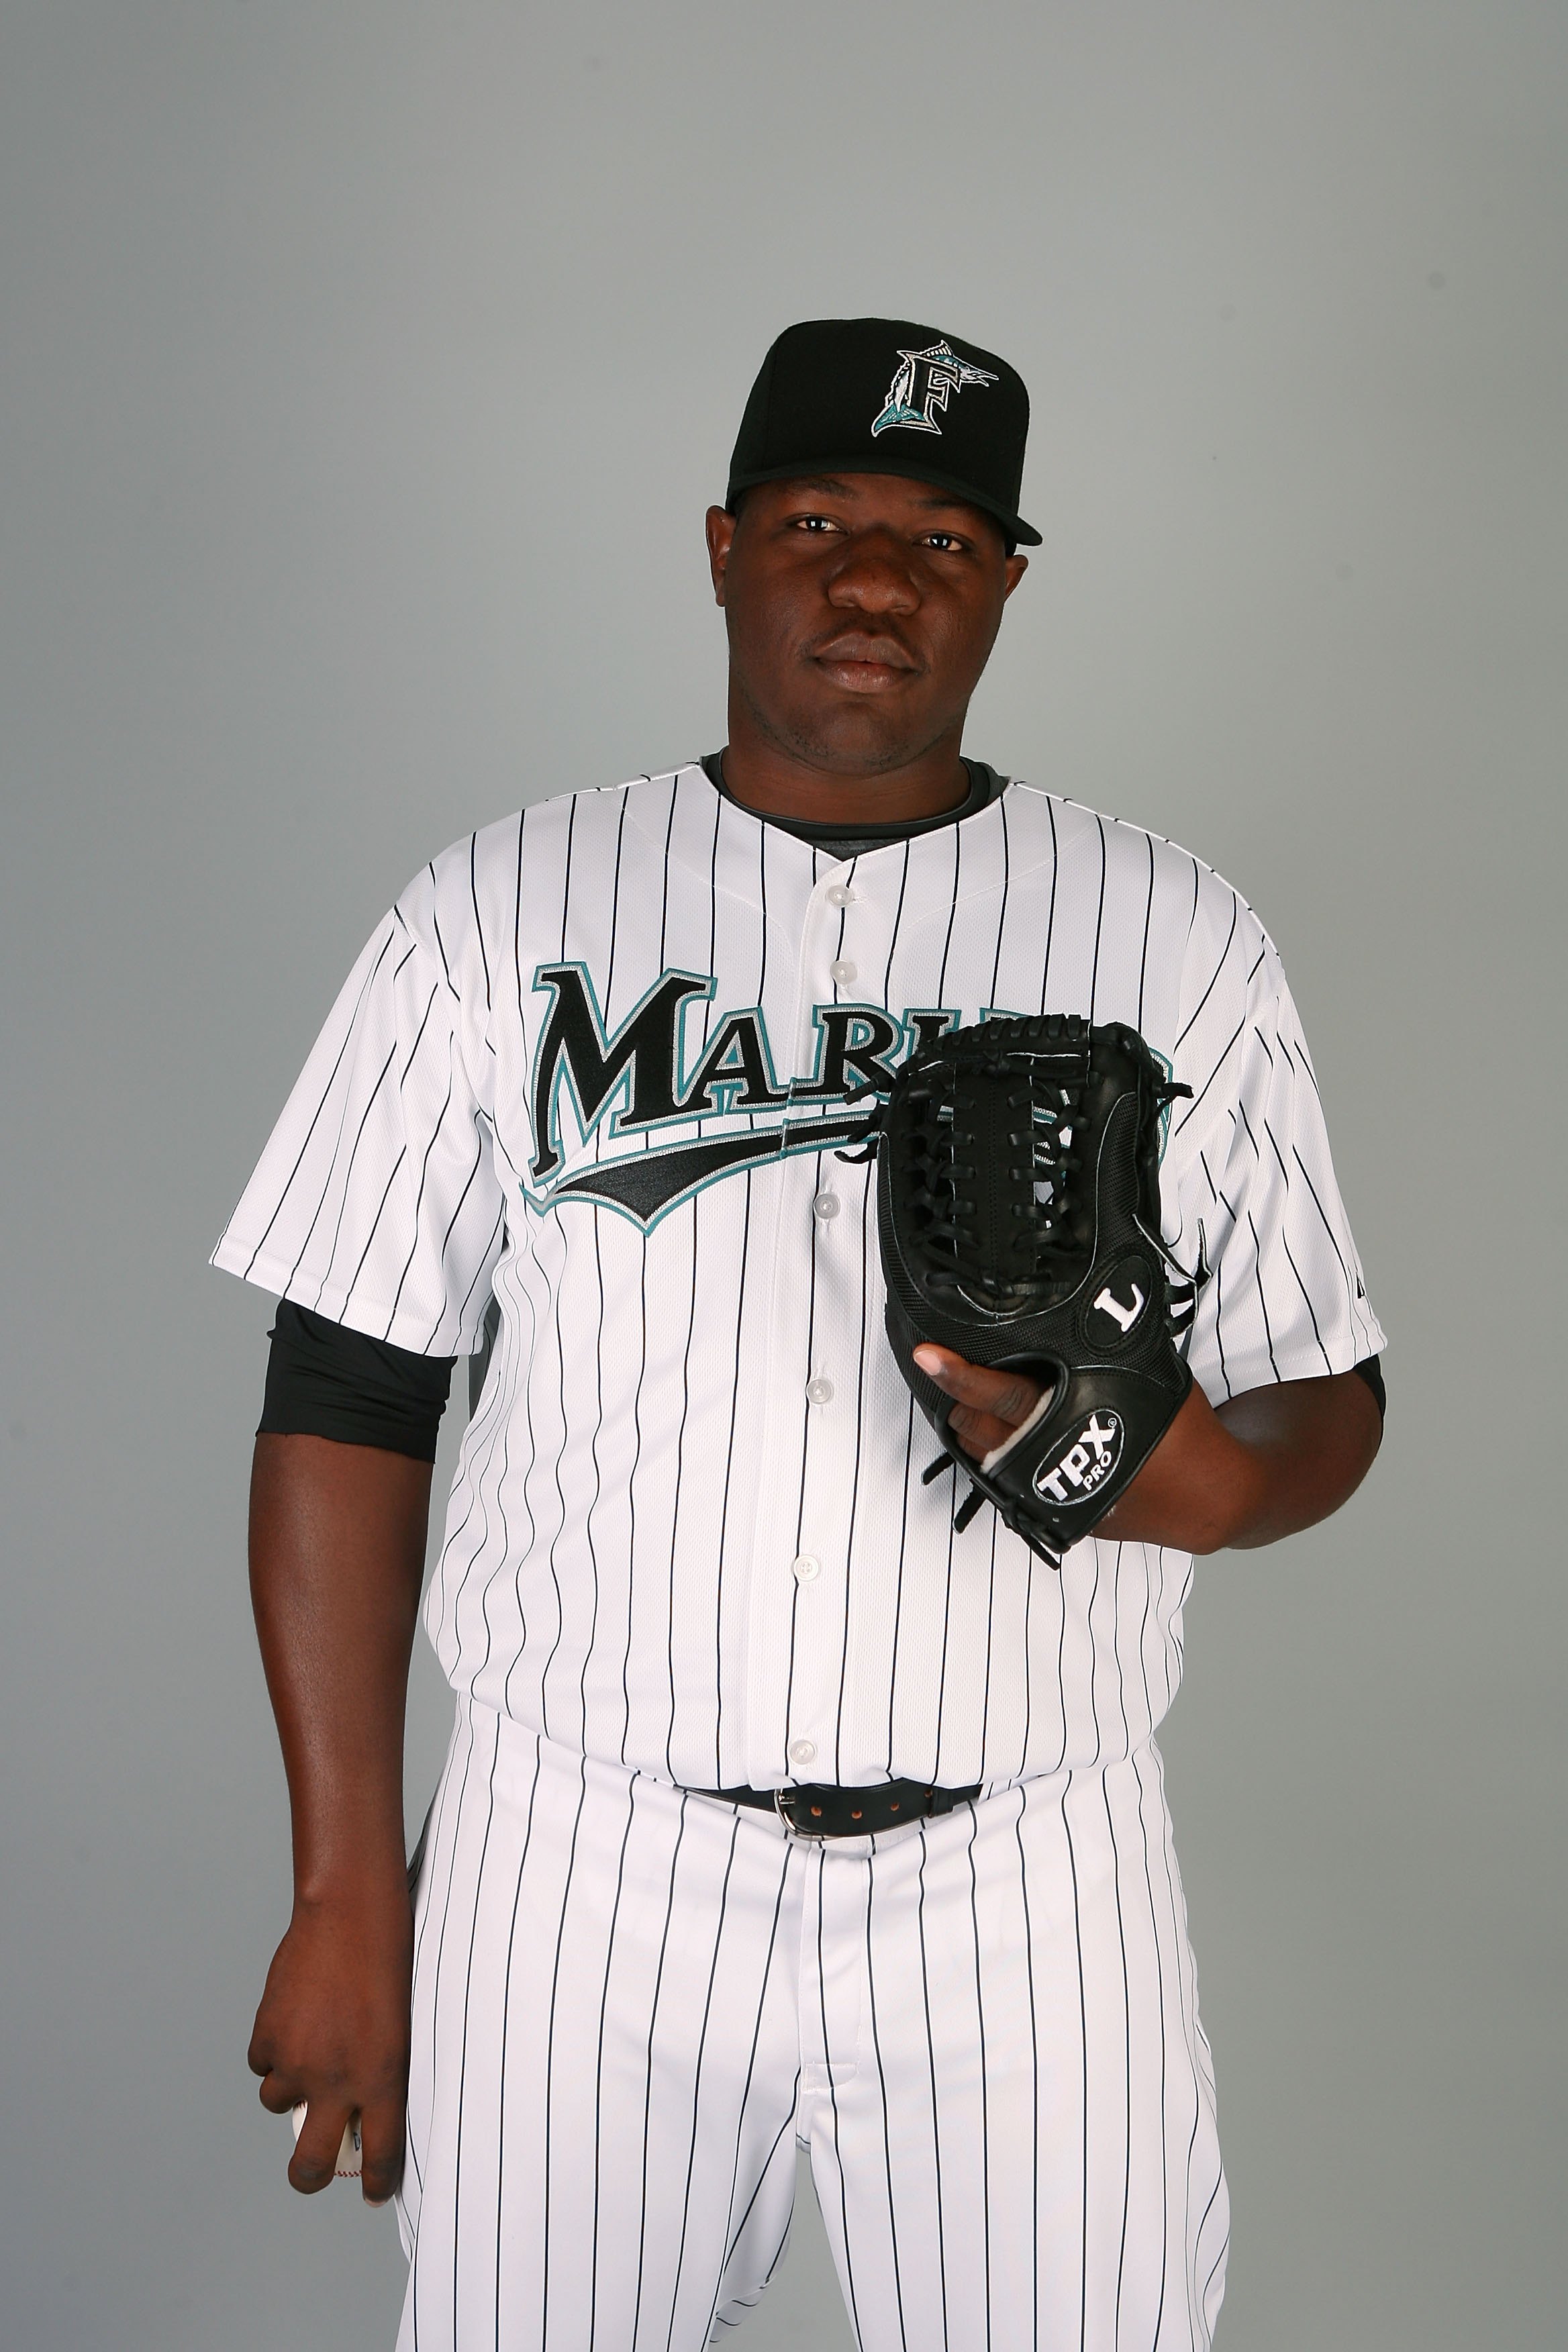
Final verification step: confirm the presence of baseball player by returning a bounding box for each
[217,317,1385,2350]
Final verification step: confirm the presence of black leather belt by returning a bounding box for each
[699,1778,982,1839]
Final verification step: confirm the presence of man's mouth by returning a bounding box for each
[808,634,921,691]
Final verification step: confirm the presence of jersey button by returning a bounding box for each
[805,1376,834,1406]
[826,883,856,908]
[788,1738,818,1768]
[812,1191,840,1220]
[830,958,856,987]
[792,1553,821,1583]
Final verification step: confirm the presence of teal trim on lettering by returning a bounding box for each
[528,959,716,1174]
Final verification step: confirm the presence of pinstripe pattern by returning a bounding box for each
[215,765,1383,1792]
[214,764,1385,2344]
[397,1711,1227,2350]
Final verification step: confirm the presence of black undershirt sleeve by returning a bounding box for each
[1351,1353,1385,1419]
[259,1300,457,1463]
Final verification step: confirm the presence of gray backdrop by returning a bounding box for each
[3,4,1563,2347]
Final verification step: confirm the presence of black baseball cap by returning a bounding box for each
[726,316,1041,548]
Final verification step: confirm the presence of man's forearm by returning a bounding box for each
[246,1432,433,2198]
[1212,1371,1383,1545]
[1094,1370,1383,1552]
[248,1432,432,1896]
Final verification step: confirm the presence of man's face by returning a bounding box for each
[706,473,1028,777]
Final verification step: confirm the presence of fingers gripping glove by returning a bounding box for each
[867,1014,1206,1567]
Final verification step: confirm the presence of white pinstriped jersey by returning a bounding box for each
[214,766,1383,1792]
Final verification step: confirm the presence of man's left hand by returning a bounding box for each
[912,1344,1382,1553]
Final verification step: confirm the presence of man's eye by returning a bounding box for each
[924,532,966,552]
[793,514,838,533]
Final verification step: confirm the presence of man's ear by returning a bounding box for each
[1002,552,1029,599]
[705,505,737,606]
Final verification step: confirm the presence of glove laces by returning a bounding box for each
[911,1050,1086,1302]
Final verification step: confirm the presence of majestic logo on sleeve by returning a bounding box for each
[871,340,997,438]
[526,963,964,1228]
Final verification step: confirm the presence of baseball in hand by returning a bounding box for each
[291,2102,364,2179]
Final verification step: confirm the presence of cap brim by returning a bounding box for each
[725,453,1042,548]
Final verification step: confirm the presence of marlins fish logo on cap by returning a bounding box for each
[871,339,998,438]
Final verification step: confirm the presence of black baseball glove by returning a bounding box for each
[856,1014,1206,1567]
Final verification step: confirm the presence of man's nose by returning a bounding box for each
[825,541,921,615]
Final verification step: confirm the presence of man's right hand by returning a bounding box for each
[248,1877,415,2202]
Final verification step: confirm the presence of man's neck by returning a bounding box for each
[719,714,971,828]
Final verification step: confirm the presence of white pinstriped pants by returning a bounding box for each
[395,1704,1228,2351]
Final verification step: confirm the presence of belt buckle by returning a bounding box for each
[773,1787,828,1841]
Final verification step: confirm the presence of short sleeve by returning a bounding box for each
[1171,935,1386,1404]
[211,887,507,1355]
